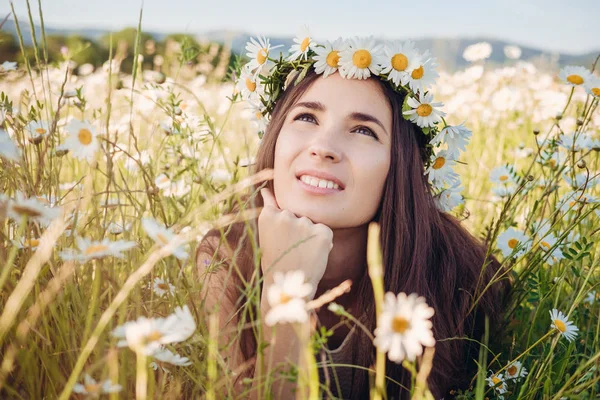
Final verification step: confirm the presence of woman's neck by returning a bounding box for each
[314,223,368,306]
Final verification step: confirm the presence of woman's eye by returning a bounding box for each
[295,113,316,123]
[355,126,378,139]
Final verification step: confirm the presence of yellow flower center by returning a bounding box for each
[25,239,40,247]
[417,104,433,117]
[326,51,340,67]
[553,319,567,332]
[432,156,445,169]
[257,48,268,65]
[245,77,256,92]
[491,376,501,385]
[412,65,424,79]
[147,330,163,342]
[549,159,556,167]
[508,238,518,249]
[84,244,109,256]
[156,233,169,245]
[507,365,517,376]
[569,201,577,208]
[592,87,600,96]
[255,111,263,119]
[499,175,508,181]
[566,74,584,85]
[84,383,101,394]
[35,128,47,135]
[157,282,169,290]
[279,293,291,304]
[78,129,93,145]
[352,49,372,69]
[391,53,409,71]
[541,241,551,249]
[12,205,42,217]
[300,37,310,52]
[391,316,410,333]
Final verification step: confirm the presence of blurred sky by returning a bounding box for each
[4,0,599,54]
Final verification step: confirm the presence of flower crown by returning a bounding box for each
[234,26,472,212]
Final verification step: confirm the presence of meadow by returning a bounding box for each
[0,6,600,400]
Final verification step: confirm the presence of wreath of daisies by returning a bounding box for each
[235,26,472,212]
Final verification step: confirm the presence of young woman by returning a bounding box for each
[196,38,511,399]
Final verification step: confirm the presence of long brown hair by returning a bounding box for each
[197,69,511,399]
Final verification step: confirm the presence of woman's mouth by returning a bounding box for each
[297,174,344,195]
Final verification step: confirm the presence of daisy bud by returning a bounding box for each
[533,128,540,135]
[174,106,182,116]
[576,118,584,126]
[527,175,534,181]
[148,186,159,196]
[555,112,563,120]
[116,80,124,90]
[29,135,44,145]
[577,160,586,169]
[55,147,69,157]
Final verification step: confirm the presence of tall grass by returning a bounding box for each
[1,2,600,399]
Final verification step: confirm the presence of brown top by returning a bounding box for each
[317,326,357,399]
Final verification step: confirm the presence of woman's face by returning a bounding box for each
[273,72,393,228]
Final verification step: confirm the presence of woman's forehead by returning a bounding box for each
[298,73,391,119]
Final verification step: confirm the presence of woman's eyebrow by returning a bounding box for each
[292,101,388,134]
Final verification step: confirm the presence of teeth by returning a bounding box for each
[299,175,341,190]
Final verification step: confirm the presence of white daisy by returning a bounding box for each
[532,220,564,266]
[558,191,598,214]
[24,120,50,144]
[13,236,41,250]
[163,179,191,198]
[287,25,315,62]
[496,227,530,258]
[236,64,264,102]
[489,165,518,185]
[247,99,269,133]
[559,65,592,87]
[59,237,136,263]
[64,119,99,162]
[403,92,446,128]
[563,171,599,190]
[0,61,17,72]
[549,309,579,342]
[463,42,492,63]
[486,372,508,395]
[264,270,313,326]
[7,191,61,225]
[559,132,594,152]
[245,35,283,76]
[338,36,384,80]
[141,217,189,260]
[313,38,345,79]
[152,277,176,297]
[424,150,460,190]
[504,45,522,60]
[0,128,20,161]
[378,40,420,87]
[373,292,436,363]
[539,150,566,169]
[434,183,464,212]
[155,173,172,190]
[153,347,192,366]
[405,52,440,94]
[430,122,472,159]
[73,374,122,397]
[584,290,598,305]
[504,360,528,382]
[112,305,196,355]
[584,76,600,98]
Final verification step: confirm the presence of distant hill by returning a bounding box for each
[3,19,598,72]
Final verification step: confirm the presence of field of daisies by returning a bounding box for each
[1,11,600,400]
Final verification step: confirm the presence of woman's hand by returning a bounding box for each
[258,188,333,297]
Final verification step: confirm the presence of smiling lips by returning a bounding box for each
[299,174,341,190]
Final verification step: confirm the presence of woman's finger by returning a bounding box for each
[260,188,280,210]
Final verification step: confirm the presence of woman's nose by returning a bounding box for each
[308,142,342,163]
